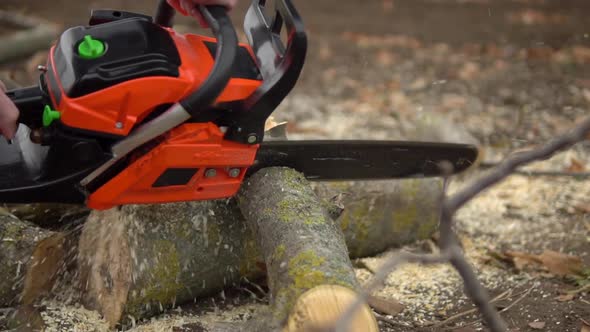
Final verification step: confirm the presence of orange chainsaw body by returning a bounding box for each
[39,16,264,209]
[86,123,259,210]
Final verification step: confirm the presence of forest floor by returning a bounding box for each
[0,0,589,331]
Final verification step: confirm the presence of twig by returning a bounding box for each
[329,115,590,332]
[497,286,533,315]
[478,163,590,179]
[451,286,534,330]
[429,288,512,328]
[566,282,590,295]
[333,251,450,332]
[446,117,590,213]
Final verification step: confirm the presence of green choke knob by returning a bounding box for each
[43,105,61,127]
[77,35,105,59]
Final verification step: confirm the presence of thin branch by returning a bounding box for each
[333,251,450,332]
[328,115,590,332]
[451,285,535,331]
[429,288,512,328]
[446,117,590,213]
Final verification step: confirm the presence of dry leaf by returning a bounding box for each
[566,158,586,173]
[382,0,394,11]
[318,45,333,61]
[375,50,395,66]
[574,203,590,214]
[538,250,583,276]
[555,293,575,302]
[367,294,404,316]
[573,46,590,64]
[528,321,546,329]
[504,250,584,277]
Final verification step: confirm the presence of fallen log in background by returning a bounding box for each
[316,178,444,258]
[0,10,60,64]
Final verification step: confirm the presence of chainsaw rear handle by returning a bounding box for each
[5,3,237,131]
[5,86,46,130]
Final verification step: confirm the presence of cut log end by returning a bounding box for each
[78,209,132,328]
[284,285,378,332]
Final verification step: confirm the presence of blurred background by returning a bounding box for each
[1,0,589,155]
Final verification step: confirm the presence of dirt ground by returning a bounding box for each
[0,0,589,331]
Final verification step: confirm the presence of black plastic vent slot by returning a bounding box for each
[152,168,199,187]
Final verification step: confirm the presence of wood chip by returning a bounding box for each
[504,250,584,277]
[367,294,405,317]
[555,293,575,302]
[528,321,546,329]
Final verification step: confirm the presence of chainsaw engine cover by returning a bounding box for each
[43,15,262,137]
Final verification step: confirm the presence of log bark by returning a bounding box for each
[237,167,377,330]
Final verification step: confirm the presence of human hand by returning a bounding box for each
[0,81,19,140]
[167,0,238,27]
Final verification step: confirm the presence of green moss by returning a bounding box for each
[272,250,356,321]
[289,250,325,288]
[125,240,182,317]
[391,204,418,233]
[339,201,375,257]
[416,214,438,239]
[274,244,286,260]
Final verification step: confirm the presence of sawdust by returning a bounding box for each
[40,302,110,332]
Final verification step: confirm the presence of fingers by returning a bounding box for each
[167,0,189,15]
[0,83,19,139]
[169,0,238,27]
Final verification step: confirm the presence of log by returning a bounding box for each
[237,167,378,331]
[8,177,443,330]
[315,178,444,258]
[71,179,441,328]
[0,214,53,307]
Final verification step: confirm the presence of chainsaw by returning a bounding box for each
[0,0,478,210]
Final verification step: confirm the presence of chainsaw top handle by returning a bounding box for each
[155,1,239,116]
